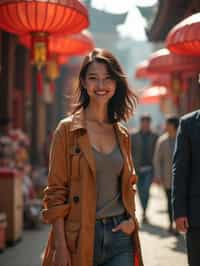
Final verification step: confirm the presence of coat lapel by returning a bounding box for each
[114,123,131,187]
[77,132,96,178]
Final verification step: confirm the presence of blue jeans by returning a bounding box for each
[93,213,134,266]
[137,168,153,213]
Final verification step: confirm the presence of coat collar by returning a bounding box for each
[69,107,128,139]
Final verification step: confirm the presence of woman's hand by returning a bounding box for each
[112,218,136,235]
[53,244,71,266]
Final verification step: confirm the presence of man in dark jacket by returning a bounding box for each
[172,110,200,266]
[131,114,157,223]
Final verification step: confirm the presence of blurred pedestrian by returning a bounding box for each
[42,48,143,266]
[131,114,158,223]
[172,110,200,266]
[153,115,179,232]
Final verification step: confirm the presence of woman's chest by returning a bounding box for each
[87,124,117,153]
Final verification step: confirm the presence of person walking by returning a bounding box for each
[172,110,200,266]
[42,48,143,266]
[153,116,179,232]
[131,114,157,223]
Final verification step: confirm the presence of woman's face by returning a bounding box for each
[83,61,116,105]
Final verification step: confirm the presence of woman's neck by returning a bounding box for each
[85,101,109,124]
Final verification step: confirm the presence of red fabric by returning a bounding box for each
[166,13,200,55]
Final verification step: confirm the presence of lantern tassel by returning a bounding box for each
[37,71,43,95]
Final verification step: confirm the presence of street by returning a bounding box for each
[0,185,187,266]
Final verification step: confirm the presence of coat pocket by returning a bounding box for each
[65,221,80,253]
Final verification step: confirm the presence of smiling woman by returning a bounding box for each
[42,48,143,266]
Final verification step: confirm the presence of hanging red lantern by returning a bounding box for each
[148,48,200,73]
[20,30,94,59]
[0,0,89,69]
[139,86,168,104]
[135,60,155,79]
[135,60,173,88]
[166,13,200,56]
[49,30,95,56]
[57,55,70,65]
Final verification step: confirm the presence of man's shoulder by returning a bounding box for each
[181,110,200,124]
[158,133,169,144]
[131,129,140,136]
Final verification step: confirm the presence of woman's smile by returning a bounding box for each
[94,90,109,96]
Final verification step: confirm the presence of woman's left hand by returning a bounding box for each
[112,218,136,235]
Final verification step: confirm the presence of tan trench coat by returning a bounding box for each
[42,109,143,266]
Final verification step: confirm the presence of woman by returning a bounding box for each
[42,48,143,266]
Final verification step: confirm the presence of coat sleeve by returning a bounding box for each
[42,121,71,224]
[172,118,190,219]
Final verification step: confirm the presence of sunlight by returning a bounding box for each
[117,7,147,41]
[91,0,133,14]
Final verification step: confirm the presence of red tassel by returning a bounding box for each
[37,71,43,96]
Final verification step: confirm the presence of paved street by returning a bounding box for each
[0,185,187,266]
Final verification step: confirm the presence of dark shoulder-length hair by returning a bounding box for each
[72,48,138,123]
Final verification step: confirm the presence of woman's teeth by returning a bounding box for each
[95,90,108,96]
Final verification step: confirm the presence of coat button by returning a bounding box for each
[73,195,80,203]
[75,147,81,154]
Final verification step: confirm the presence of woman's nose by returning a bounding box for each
[97,79,104,88]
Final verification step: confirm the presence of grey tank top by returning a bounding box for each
[92,145,125,219]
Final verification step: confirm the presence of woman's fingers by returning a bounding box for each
[112,219,135,234]
[112,223,122,232]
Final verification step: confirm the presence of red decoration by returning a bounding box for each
[20,30,94,62]
[135,60,155,79]
[0,0,89,68]
[151,74,171,88]
[57,55,69,65]
[0,0,89,35]
[139,86,168,104]
[50,31,95,56]
[166,13,200,55]
[148,48,200,74]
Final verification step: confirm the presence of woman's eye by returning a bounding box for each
[89,77,96,80]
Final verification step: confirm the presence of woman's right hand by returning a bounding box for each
[53,244,71,266]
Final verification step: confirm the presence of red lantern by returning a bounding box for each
[20,30,94,56]
[49,30,95,56]
[148,48,200,73]
[139,86,168,104]
[57,56,70,65]
[166,13,200,56]
[135,60,155,79]
[0,0,89,68]
[135,59,173,88]
[151,74,171,88]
